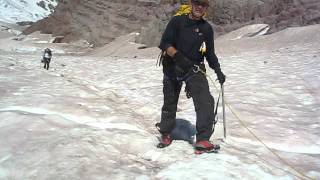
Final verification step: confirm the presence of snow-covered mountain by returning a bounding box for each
[0,0,57,24]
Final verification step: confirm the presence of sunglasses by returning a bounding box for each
[191,0,209,7]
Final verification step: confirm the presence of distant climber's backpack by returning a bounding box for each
[44,49,52,59]
[44,52,50,58]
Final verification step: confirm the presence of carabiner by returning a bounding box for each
[193,65,200,73]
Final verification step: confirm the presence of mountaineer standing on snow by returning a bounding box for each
[156,0,226,153]
[42,48,52,70]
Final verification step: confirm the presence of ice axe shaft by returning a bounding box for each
[221,84,226,139]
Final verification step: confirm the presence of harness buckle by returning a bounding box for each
[193,65,200,73]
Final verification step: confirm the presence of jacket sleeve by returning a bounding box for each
[159,16,179,51]
[205,25,221,72]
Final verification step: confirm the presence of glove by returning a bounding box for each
[216,69,226,85]
[173,51,194,77]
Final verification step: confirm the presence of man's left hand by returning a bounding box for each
[216,70,226,85]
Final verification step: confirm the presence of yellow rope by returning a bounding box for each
[198,69,314,180]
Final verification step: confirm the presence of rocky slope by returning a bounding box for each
[208,0,320,34]
[140,0,320,46]
[23,0,164,46]
[23,0,320,47]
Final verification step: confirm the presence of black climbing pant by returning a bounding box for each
[43,58,51,70]
[158,72,215,141]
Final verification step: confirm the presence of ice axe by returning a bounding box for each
[221,84,226,139]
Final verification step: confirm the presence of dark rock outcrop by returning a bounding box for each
[208,0,320,35]
[23,0,320,47]
[140,0,320,46]
[24,0,163,46]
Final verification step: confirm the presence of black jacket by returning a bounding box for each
[159,14,221,75]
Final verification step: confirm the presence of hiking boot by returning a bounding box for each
[157,134,173,148]
[195,140,220,152]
